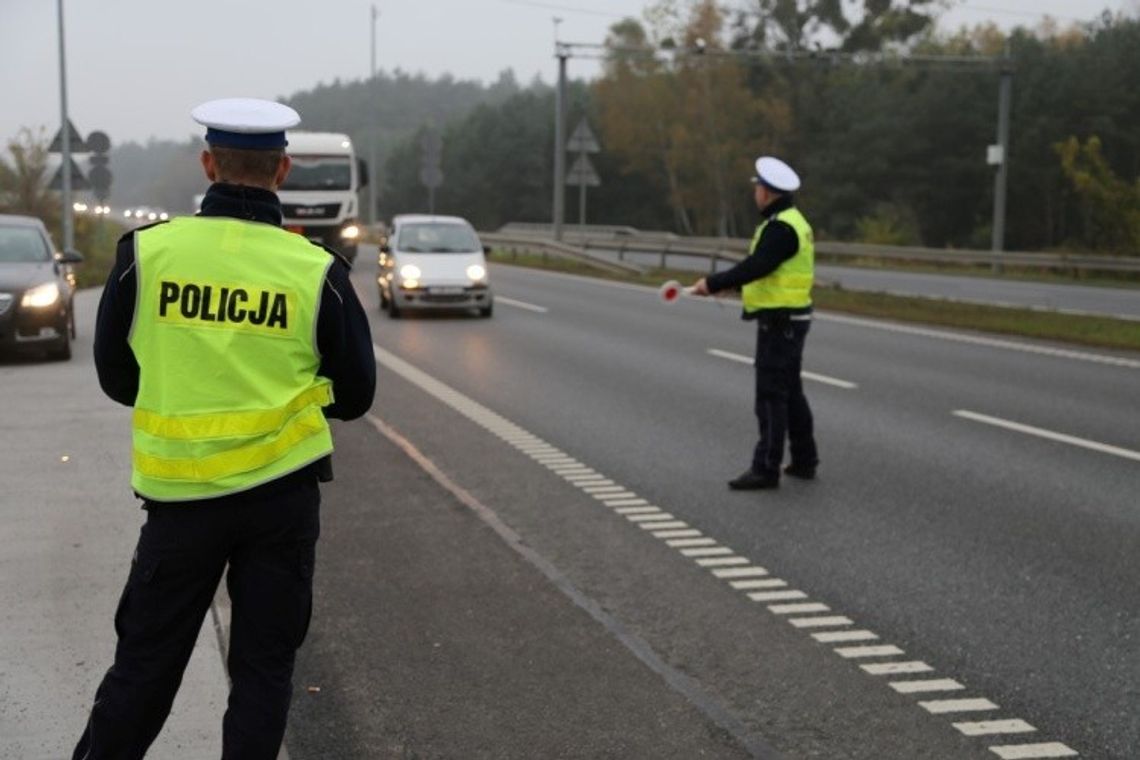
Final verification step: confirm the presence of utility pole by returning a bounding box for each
[991,41,1013,272]
[553,46,568,241]
[369,4,380,227]
[57,0,73,250]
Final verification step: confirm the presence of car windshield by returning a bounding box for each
[397,223,480,253]
[280,156,352,191]
[0,226,50,263]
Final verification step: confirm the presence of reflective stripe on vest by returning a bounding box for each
[128,216,334,501]
[742,207,814,312]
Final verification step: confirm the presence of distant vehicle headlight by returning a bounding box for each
[340,224,360,240]
[159,212,169,220]
[147,212,158,221]
[466,264,486,282]
[399,264,421,280]
[134,210,144,219]
[73,202,88,212]
[21,282,61,309]
[123,209,132,218]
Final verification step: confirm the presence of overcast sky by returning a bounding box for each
[1,0,1134,147]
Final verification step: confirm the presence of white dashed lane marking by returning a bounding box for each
[371,342,1080,758]
[954,409,1140,463]
[496,295,548,313]
[707,348,858,389]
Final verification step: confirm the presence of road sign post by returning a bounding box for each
[420,127,443,214]
[565,119,601,232]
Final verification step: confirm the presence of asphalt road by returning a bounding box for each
[312,248,1137,759]
[589,248,1140,320]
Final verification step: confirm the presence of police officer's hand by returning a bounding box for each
[691,278,711,296]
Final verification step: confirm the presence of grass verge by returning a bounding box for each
[489,249,1140,354]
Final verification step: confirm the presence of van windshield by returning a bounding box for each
[0,225,50,263]
[280,156,352,191]
[396,223,481,253]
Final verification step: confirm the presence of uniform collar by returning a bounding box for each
[199,182,283,227]
[760,193,794,219]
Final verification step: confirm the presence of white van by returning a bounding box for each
[377,215,493,318]
[279,132,367,262]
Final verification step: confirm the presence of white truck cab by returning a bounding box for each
[279,132,368,262]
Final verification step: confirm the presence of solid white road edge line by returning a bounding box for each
[954,410,1140,463]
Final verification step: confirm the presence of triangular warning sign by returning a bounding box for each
[48,120,88,153]
[48,157,90,191]
[566,120,600,154]
[566,154,601,187]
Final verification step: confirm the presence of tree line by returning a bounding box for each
[382,1,1140,255]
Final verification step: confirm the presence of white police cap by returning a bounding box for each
[753,156,801,193]
[191,98,300,149]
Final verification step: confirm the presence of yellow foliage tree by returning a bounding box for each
[1055,135,1140,254]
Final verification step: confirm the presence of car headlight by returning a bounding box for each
[21,282,61,309]
[399,264,421,280]
[466,264,486,282]
[340,224,360,240]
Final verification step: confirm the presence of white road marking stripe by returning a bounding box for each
[890,679,965,694]
[667,538,718,548]
[920,698,999,714]
[617,506,662,515]
[790,616,853,628]
[769,602,830,615]
[812,630,879,643]
[697,557,750,567]
[835,645,905,659]
[653,529,703,538]
[707,349,859,388]
[594,491,637,500]
[582,484,625,493]
[641,521,688,531]
[988,743,1078,759]
[532,453,574,462]
[729,579,788,590]
[497,296,548,313]
[862,661,934,675]
[558,468,598,476]
[747,590,808,602]
[548,462,588,470]
[603,498,650,507]
[681,547,734,557]
[953,720,1036,737]
[954,409,1140,463]
[818,311,1140,370]
[712,567,769,578]
[566,475,611,484]
[626,512,672,522]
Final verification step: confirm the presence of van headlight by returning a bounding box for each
[22,282,61,308]
[466,264,487,282]
[340,224,360,240]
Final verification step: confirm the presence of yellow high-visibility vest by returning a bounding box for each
[742,207,814,312]
[128,216,334,501]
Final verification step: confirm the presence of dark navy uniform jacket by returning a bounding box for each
[93,182,376,487]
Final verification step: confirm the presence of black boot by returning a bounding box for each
[728,469,780,490]
[783,463,817,480]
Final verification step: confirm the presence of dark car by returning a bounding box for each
[0,214,83,360]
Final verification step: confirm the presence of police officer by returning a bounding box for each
[691,156,819,490]
[75,99,376,759]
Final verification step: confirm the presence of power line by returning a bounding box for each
[499,0,629,19]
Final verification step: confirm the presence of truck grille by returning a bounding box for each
[282,203,341,220]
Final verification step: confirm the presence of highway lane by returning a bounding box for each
[361,253,1138,759]
[584,247,1140,320]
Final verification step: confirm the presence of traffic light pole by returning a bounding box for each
[57,0,73,250]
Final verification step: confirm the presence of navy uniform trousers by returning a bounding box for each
[751,315,819,477]
[73,470,320,760]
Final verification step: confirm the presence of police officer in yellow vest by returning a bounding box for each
[75,99,376,759]
[692,156,819,490]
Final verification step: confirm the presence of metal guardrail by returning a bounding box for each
[479,232,645,276]
[494,225,1140,274]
